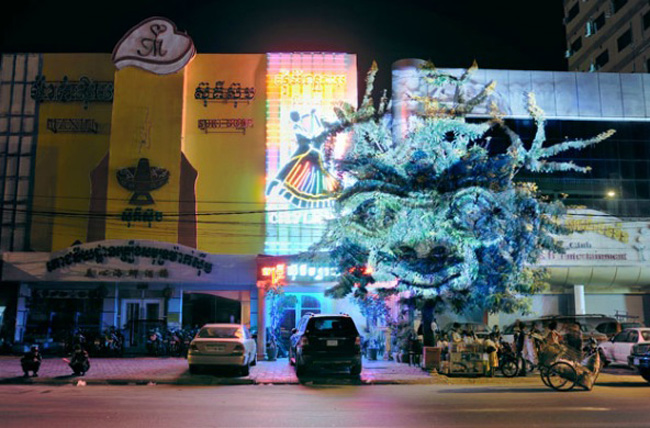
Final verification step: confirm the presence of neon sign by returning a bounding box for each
[260,262,339,284]
[265,52,357,255]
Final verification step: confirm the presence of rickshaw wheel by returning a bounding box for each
[547,361,576,391]
[539,366,550,387]
[500,359,518,378]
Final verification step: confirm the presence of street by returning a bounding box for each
[1,382,649,427]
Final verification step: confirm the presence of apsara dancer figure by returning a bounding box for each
[267,109,341,208]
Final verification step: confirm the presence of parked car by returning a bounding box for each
[627,341,650,383]
[620,322,643,330]
[599,328,650,367]
[187,323,257,375]
[289,313,362,377]
[502,314,614,345]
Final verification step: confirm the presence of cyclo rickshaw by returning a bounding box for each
[537,332,602,391]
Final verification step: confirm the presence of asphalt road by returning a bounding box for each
[0,382,649,428]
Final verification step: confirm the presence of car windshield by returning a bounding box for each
[198,326,242,339]
[642,331,650,341]
[308,317,357,336]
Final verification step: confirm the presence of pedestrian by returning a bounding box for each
[66,344,90,376]
[492,325,502,342]
[545,320,561,346]
[514,320,527,377]
[20,345,42,377]
[431,317,439,345]
[565,322,583,361]
[484,333,499,377]
[451,323,462,344]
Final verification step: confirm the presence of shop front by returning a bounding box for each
[2,240,258,352]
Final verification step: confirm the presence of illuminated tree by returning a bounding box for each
[313,62,615,344]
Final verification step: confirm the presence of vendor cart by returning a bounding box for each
[448,342,488,376]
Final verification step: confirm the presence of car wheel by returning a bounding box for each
[189,364,199,374]
[240,363,250,376]
[350,363,362,376]
[295,362,307,377]
[640,368,650,383]
[598,349,609,368]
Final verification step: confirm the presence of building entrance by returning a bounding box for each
[182,293,241,329]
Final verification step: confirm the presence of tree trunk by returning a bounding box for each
[421,300,435,346]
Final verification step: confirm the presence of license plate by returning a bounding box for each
[634,358,640,366]
[207,344,225,352]
[326,340,338,347]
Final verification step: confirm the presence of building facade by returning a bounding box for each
[392,60,650,327]
[564,0,650,72]
[2,17,650,357]
[0,17,358,355]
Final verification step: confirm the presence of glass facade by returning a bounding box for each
[484,118,650,219]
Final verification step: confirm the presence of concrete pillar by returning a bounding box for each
[166,286,182,330]
[14,283,30,344]
[574,285,586,315]
[256,285,267,360]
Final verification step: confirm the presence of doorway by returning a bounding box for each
[121,298,164,347]
[182,293,242,329]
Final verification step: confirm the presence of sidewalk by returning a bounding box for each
[0,356,644,387]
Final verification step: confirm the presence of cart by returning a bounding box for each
[537,339,601,391]
[448,342,488,376]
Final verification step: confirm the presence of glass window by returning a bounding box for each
[629,331,639,343]
[617,29,632,52]
[571,37,582,54]
[613,331,629,342]
[612,0,628,14]
[567,3,580,23]
[595,49,609,69]
[198,326,242,338]
[644,11,650,30]
[307,317,357,336]
[594,13,606,32]
[641,331,650,341]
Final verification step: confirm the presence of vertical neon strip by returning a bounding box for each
[265,53,357,255]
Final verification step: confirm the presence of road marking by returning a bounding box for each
[462,407,611,412]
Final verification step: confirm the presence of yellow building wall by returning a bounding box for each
[105,67,184,243]
[183,55,267,254]
[30,54,113,251]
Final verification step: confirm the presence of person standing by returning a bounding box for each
[20,345,42,377]
[484,333,499,377]
[514,320,527,377]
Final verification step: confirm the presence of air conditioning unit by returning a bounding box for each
[585,21,595,37]
[565,49,573,58]
[589,63,597,72]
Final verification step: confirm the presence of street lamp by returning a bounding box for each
[606,190,616,198]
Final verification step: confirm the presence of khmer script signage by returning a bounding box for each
[194,81,256,107]
[31,76,114,108]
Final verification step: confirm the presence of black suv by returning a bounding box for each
[289,313,362,376]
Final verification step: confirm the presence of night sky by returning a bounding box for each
[1,0,568,92]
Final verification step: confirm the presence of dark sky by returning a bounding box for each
[1,0,567,92]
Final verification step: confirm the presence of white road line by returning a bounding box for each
[461,407,611,412]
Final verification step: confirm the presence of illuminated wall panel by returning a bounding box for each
[265,53,357,255]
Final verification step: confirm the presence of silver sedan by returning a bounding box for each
[188,324,257,376]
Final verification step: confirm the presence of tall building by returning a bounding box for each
[564,0,650,72]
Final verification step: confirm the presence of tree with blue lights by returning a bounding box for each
[313,62,615,344]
